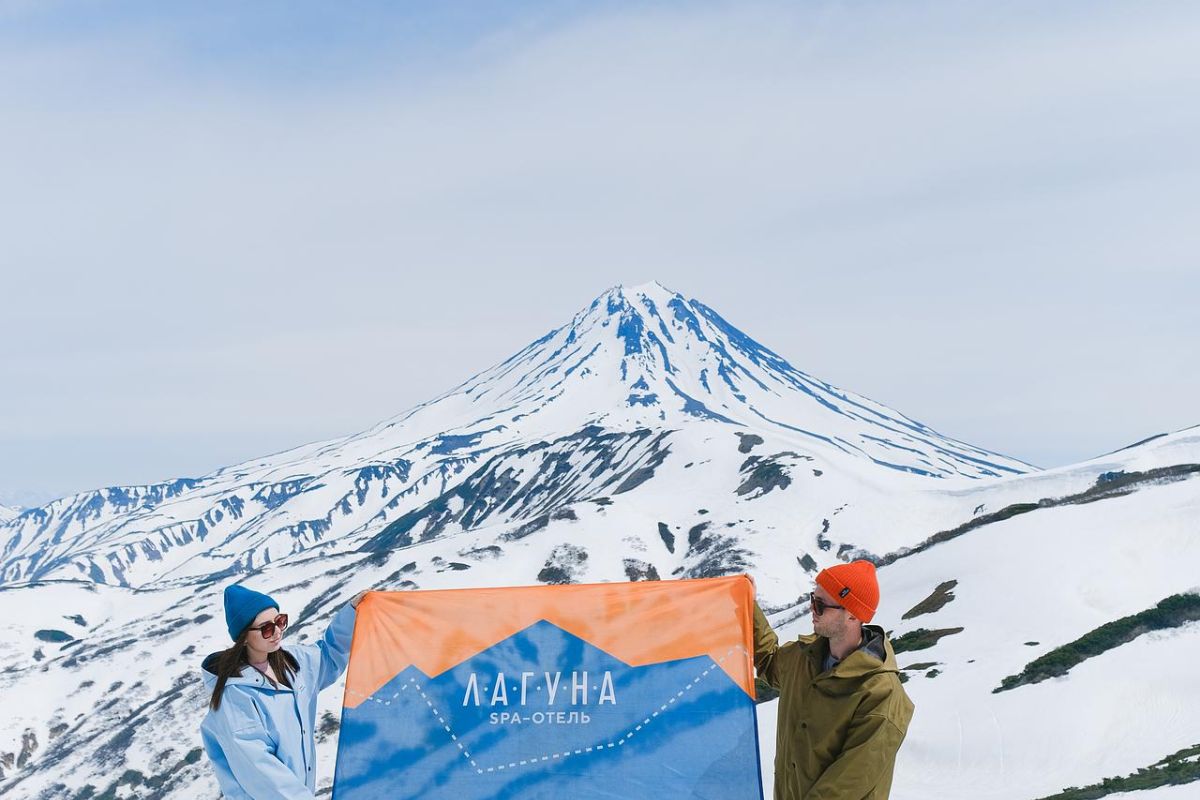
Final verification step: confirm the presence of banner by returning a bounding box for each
[333,575,764,799]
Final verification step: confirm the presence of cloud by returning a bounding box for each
[1,0,1198,495]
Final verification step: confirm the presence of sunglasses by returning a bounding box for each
[809,592,845,616]
[249,614,288,639]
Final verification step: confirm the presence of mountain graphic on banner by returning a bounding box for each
[334,619,762,800]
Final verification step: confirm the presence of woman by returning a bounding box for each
[200,583,365,799]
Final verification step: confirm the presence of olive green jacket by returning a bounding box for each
[754,603,914,800]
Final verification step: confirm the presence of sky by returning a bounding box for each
[1,0,1197,506]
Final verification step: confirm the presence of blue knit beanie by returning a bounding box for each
[223,584,279,640]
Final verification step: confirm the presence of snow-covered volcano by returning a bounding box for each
[352,280,1030,479]
[0,282,1030,592]
[0,283,1196,800]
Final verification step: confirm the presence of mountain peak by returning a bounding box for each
[590,282,685,340]
[418,284,1032,480]
[602,280,677,298]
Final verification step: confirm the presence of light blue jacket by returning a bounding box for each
[200,603,356,799]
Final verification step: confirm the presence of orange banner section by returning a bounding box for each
[345,575,756,709]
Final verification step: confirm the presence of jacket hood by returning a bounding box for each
[201,651,281,693]
[813,625,900,691]
[201,651,229,693]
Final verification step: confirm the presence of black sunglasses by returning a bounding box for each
[809,592,845,616]
[248,613,288,639]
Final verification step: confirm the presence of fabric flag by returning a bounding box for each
[333,575,765,799]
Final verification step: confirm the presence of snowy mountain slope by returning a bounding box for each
[0,283,1196,799]
[758,434,1200,800]
[0,282,1032,591]
[1,425,1195,800]
[0,503,18,523]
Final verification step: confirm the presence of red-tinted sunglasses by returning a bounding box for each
[809,592,845,616]
[249,614,288,638]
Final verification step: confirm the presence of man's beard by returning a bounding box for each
[815,615,848,639]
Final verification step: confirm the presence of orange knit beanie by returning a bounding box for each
[815,560,880,623]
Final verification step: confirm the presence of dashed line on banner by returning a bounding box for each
[486,644,748,772]
[343,645,750,776]
[355,647,748,777]
[346,677,480,769]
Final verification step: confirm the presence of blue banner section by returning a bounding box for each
[334,620,762,799]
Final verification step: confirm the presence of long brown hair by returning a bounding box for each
[209,624,300,711]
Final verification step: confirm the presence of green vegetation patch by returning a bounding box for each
[1034,742,1200,799]
[996,593,1200,693]
[878,463,1200,567]
[902,580,958,620]
[892,627,964,654]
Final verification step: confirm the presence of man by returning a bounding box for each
[754,560,914,800]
